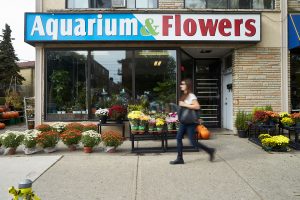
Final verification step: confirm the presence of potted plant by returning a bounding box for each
[235,110,249,138]
[35,124,52,132]
[36,131,59,153]
[81,130,101,153]
[259,134,290,152]
[291,112,300,127]
[155,118,165,132]
[60,129,82,151]
[280,117,294,128]
[127,111,143,131]
[83,123,98,131]
[109,105,127,123]
[101,131,123,153]
[0,131,24,155]
[139,115,150,132]
[95,108,109,124]
[22,129,41,155]
[51,122,67,133]
[65,122,84,132]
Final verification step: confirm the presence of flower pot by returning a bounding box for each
[24,147,39,155]
[99,116,107,124]
[131,125,139,131]
[4,147,16,155]
[68,144,77,151]
[83,146,93,153]
[156,127,163,132]
[44,147,57,153]
[105,146,116,153]
[237,130,247,138]
[167,123,174,130]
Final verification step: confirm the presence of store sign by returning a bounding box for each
[25,13,260,42]
[289,14,300,50]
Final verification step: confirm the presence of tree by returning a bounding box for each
[0,24,25,95]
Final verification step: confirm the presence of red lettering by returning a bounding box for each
[183,18,197,36]
[234,19,243,36]
[198,19,218,36]
[162,15,173,36]
[218,19,232,36]
[175,15,181,36]
[245,19,256,37]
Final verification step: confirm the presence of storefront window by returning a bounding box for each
[135,50,177,113]
[291,53,300,111]
[46,51,88,120]
[127,0,158,8]
[185,0,206,8]
[90,51,133,119]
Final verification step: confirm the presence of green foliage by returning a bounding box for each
[0,24,25,93]
[153,80,176,104]
[235,110,249,130]
[50,69,70,110]
[1,133,24,148]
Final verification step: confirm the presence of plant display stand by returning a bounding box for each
[98,121,125,138]
[24,97,35,129]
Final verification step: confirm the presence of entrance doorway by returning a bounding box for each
[180,48,233,128]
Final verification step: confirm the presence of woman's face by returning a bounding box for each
[180,81,187,91]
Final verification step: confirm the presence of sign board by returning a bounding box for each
[25,13,261,42]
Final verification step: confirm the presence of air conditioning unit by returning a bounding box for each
[112,0,126,8]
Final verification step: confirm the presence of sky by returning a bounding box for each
[0,0,35,62]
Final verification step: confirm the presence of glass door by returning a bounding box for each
[194,60,221,128]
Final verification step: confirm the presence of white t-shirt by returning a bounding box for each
[184,93,197,105]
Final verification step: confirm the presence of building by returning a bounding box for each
[25,0,287,130]
[17,61,35,97]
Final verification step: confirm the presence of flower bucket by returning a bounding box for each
[83,146,93,153]
[4,147,17,155]
[131,125,139,131]
[105,146,116,153]
[167,123,174,131]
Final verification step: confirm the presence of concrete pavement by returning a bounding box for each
[1,126,300,199]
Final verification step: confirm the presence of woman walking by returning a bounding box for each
[170,78,216,165]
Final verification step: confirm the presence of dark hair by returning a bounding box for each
[180,78,193,101]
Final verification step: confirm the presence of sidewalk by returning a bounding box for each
[1,126,300,199]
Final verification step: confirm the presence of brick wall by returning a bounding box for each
[233,47,281,114]
[275,0,280,10]
[159,0,184,9]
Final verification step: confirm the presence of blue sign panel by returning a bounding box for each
[289,14,300,50]
[25,13,261,42]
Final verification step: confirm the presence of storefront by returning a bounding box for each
[26,0,284,130]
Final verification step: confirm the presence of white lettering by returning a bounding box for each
[120,18,138,36]
[88,19,96,36]
[46,19,58,40]
[61,19,72,36]
[105,19,117,36]
[74,18,86,36]
[30,16,45,36]
[97,14,103,35]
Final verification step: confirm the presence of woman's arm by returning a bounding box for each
[179,99,200,110]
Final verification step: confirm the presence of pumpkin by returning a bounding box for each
[0,122,5,129]
[196,125,210,140]
[2,112,8,119]
[0,107,4,113]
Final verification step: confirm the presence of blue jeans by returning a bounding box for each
[176,123,212,156]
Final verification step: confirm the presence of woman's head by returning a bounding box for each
[180,78,193,93]
[179,78,193,101]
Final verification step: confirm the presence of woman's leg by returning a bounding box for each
[170,123,186,164]
[187,124,216,161]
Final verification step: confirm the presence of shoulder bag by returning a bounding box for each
[178,106,200,124]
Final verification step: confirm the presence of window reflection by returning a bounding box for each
[67,0,89,8]
[135,50,177,113]
[127,0,158,8]
[46,51,88,120]
[207,0,228,9]
[291,53,300,111]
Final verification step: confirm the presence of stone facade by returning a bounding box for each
[233,47,282,113]
[288,0,300,11]
[159,0,184,9]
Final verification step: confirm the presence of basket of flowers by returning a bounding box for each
[95,108,109,124]
[60,129,82,151]
[155,118,165,132]
[36,130,60,153]
[259,134,290,152]
[127,111,143,131]
[101,131,123,153]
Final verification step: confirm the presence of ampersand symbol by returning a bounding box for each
[140,18,159,36]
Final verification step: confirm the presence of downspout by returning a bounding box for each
[281,0,289,112]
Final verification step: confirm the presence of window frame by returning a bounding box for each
[44,47,178,122]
